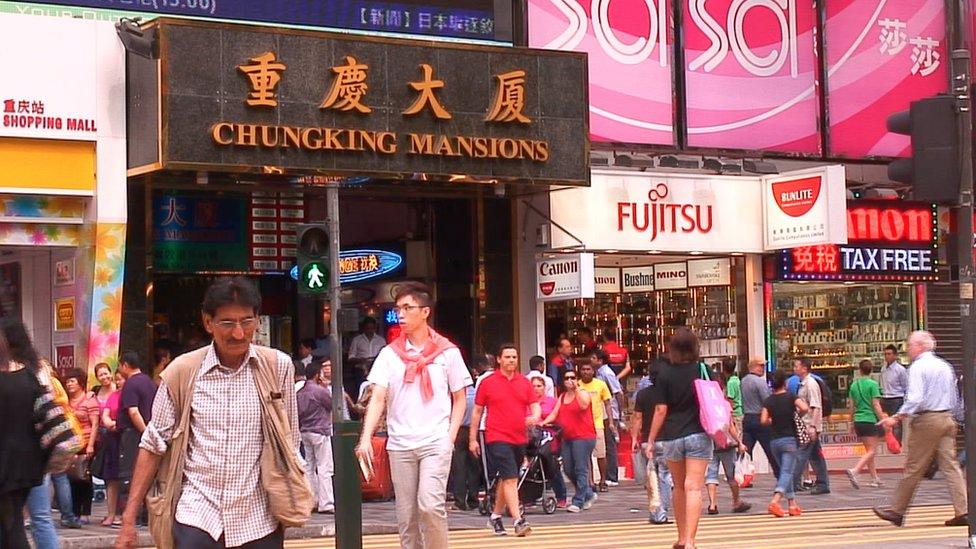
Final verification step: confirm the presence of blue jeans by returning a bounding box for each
[743,414,780,477]
[51,472,77,523]
[792,437,830,491]
[561,438,596,507]
[634,442,672,522]
[27,474,60,549]
[770,437,798,499]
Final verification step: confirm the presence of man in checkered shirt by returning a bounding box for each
[115,277,298,548]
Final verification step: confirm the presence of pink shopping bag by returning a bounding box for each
[694,363,731,449]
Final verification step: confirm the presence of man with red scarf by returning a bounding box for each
[356,282,471,549]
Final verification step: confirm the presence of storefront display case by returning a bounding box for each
[546,284,738,369]
[769,282,917,413]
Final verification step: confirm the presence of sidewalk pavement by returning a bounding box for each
[52,470,958,548]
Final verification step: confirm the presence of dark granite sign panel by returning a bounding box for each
[132,19,589,186]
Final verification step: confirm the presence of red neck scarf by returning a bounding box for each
[389,327,456,401]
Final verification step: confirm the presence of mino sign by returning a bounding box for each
[780,201,937,282]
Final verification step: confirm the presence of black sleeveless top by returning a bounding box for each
[0,367,45,494]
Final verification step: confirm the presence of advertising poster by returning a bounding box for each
[152,192,249,272]
[528,0,674,145]
[825,0,948,158]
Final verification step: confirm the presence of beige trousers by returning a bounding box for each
[891,412,967,517]
[388,439,454,549]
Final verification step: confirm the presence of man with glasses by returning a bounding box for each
[357,282,471,549]
[115,277,298,549]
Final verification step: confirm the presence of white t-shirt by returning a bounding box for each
[368,340,472,451]
[525,370,555,398]
[349,334,387,360]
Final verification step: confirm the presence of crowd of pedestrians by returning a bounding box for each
[0,269,970,549]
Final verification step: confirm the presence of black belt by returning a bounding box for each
[882,396,904,399]
[917,409,949,414]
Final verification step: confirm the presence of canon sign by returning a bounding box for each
[536,253,595,302]
[617,183,714,242]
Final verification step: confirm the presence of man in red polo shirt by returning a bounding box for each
[469,344,541,537]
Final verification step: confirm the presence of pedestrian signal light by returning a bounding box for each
[296,223,330,295]
[886,95,960,204]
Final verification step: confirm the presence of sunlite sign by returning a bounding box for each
[536,253,595,302]
[763,165,848,250]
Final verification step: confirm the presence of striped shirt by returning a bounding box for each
[899,351,958,417]
[141,344,298,546]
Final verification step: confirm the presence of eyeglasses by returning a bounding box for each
[214,317,257,331]
[395,305,428,314]
[564,375,577,380]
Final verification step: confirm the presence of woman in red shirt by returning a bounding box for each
[541,370,596,512]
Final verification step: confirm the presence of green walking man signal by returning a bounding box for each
[296,223,330,295]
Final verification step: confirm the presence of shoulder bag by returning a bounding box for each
[33,385,84,474]
[254,346,314,527]
[693,363,731,448]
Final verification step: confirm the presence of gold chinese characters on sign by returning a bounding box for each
[220,50,549,163]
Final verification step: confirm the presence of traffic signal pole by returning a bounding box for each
[327,181,364,549]
[949,44,976,548]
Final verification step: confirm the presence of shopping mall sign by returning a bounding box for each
[550,166,846,254]
[127,19,588,187]
[778,200,938,282]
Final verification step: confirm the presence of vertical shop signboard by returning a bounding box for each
[594,267,621,293]
[780,200,939,281]
[825,0,947,158]
[55,258,75,286]
[527,0,673,145]
[537,253,595,301]
[54,345,75,378]
[152,193,249,272]
[250,192,304,271]
[54,297,74,331]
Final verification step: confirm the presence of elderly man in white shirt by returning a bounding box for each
[873,331,968,528]
[525,355,554,398]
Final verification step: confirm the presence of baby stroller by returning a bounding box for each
[478,425,560,516]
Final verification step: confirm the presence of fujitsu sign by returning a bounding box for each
[617,183,714,242]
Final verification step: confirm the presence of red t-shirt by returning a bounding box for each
[475,371,535,445]
[556,393,597,441]
[602,341,628,366]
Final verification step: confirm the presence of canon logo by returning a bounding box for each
[539,260,578,276]
[595,276,617,284]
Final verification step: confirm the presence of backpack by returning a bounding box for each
[814,376,833,416]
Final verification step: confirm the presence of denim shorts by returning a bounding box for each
[660,432,714,462]
[706,448,736,484]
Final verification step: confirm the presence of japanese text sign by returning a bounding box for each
[779,200,938,282]
[527,0,673,145]
[128,19,588,186]
[825,0,947,158]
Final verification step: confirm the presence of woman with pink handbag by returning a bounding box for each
[645,329,713,549]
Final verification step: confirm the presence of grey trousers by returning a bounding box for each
[388,439,454,549]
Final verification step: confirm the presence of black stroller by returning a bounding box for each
[478,425,561,516]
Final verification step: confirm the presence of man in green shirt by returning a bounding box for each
[723,359,743,432]
[846,359,887,489]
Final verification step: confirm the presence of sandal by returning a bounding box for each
[707,506,718,515]
[100,517,115,527]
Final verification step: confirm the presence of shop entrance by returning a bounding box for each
[543,253,746,381]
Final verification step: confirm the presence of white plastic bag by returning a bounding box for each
[735,452,755,487]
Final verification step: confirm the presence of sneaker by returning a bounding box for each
[808,486,831,495]
[567,504,582,513]
[488,516,507,536]
[583,494,597,510]
[514,518,532,537]
[555,498,568,509]
[60,519,83,529]
[788,504,803,517]
[605,480,619,487]
[768,502,786,518]
[865,479,884,488]
[846,469,860,490]
[649,512,670,524]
